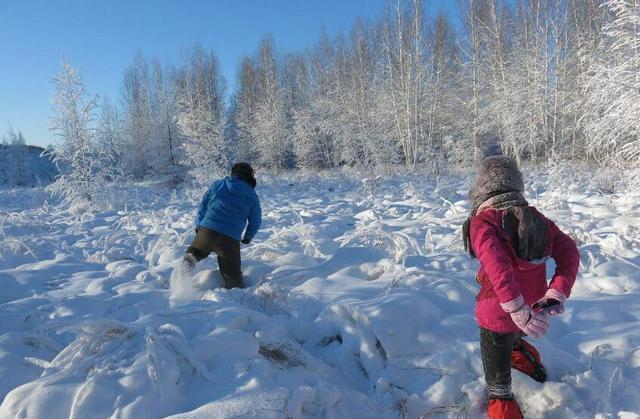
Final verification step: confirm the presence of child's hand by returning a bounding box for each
[533,289,567,316]
[510,305,549,338]
[501,296,549,338]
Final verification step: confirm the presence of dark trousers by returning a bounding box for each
[186,227,243,289]
[480,328,522,399]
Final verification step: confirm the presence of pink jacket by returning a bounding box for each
[470,207,580,333]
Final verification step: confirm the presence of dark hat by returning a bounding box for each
[232,162,254,177]
[231,162,256,188]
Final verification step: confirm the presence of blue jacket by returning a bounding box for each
[196,176,262,242]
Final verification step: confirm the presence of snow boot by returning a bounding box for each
[512,338,547,383]
[182,253,197,271]
[487,397,524,419]
[222,273,244,289]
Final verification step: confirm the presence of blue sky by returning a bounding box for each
[0,0,458,147]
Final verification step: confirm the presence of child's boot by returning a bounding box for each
[512,338,547,383]
[182,253,197,271]
[487,396,524,419]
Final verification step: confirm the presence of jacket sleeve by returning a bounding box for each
[196,183,216,226]
[547,220,580,298]
[244,196,262,241]
[470,215,522,305]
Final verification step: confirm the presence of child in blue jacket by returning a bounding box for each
[183,162,262,288]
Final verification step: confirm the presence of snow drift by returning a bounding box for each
[0,169,639,418]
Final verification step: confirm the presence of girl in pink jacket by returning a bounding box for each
[463,155,579,419]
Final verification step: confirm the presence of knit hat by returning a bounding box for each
[468,155,524,212]
[231,162,256,189]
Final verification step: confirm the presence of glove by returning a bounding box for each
[241,237,251,244]
[501,296,549,338]
[195,227,200,234]
[533,288,567,316]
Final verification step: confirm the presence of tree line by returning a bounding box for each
[1,126,27,146]
[53,0,640,190]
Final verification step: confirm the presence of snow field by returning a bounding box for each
[0,170,639,418]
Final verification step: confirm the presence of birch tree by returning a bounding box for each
[96,97,125,176]
[426,13,461,167]
[380,0,429,166]
[292,32,342,168]
[49,58,101,208]
[582,0,640,165]
[234,57,260,162]
[149,59,182,179]
[175,45,227,182]
[121,52,152,178]
[251,37,292,169]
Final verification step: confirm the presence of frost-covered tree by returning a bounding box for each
[560,0,607,161]
[48,58,101,208]
[120,52,152,179]
[344,22,388,166]
[175,45,227,182]
[292,31,343,168]
[251,37,292,169]
[498,0,572,162]
[50,0,637,173]
[227,0,627,168]
[149,59,182,179]
[582,0,640,165]
[1,125,27,146]
[231,37,294,169]
[1,125,30,186]
[379,0,430,166]
[234,57,260,162]
[293,33,349,168]
[495,0,551,162]
[426,13,461,164]
[292,91,339,168]
[471,0,512,161]
[282,50,332,168]
[96,97,126,177]
[459,0,490,160]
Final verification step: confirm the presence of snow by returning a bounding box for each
[0,169,639,418]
